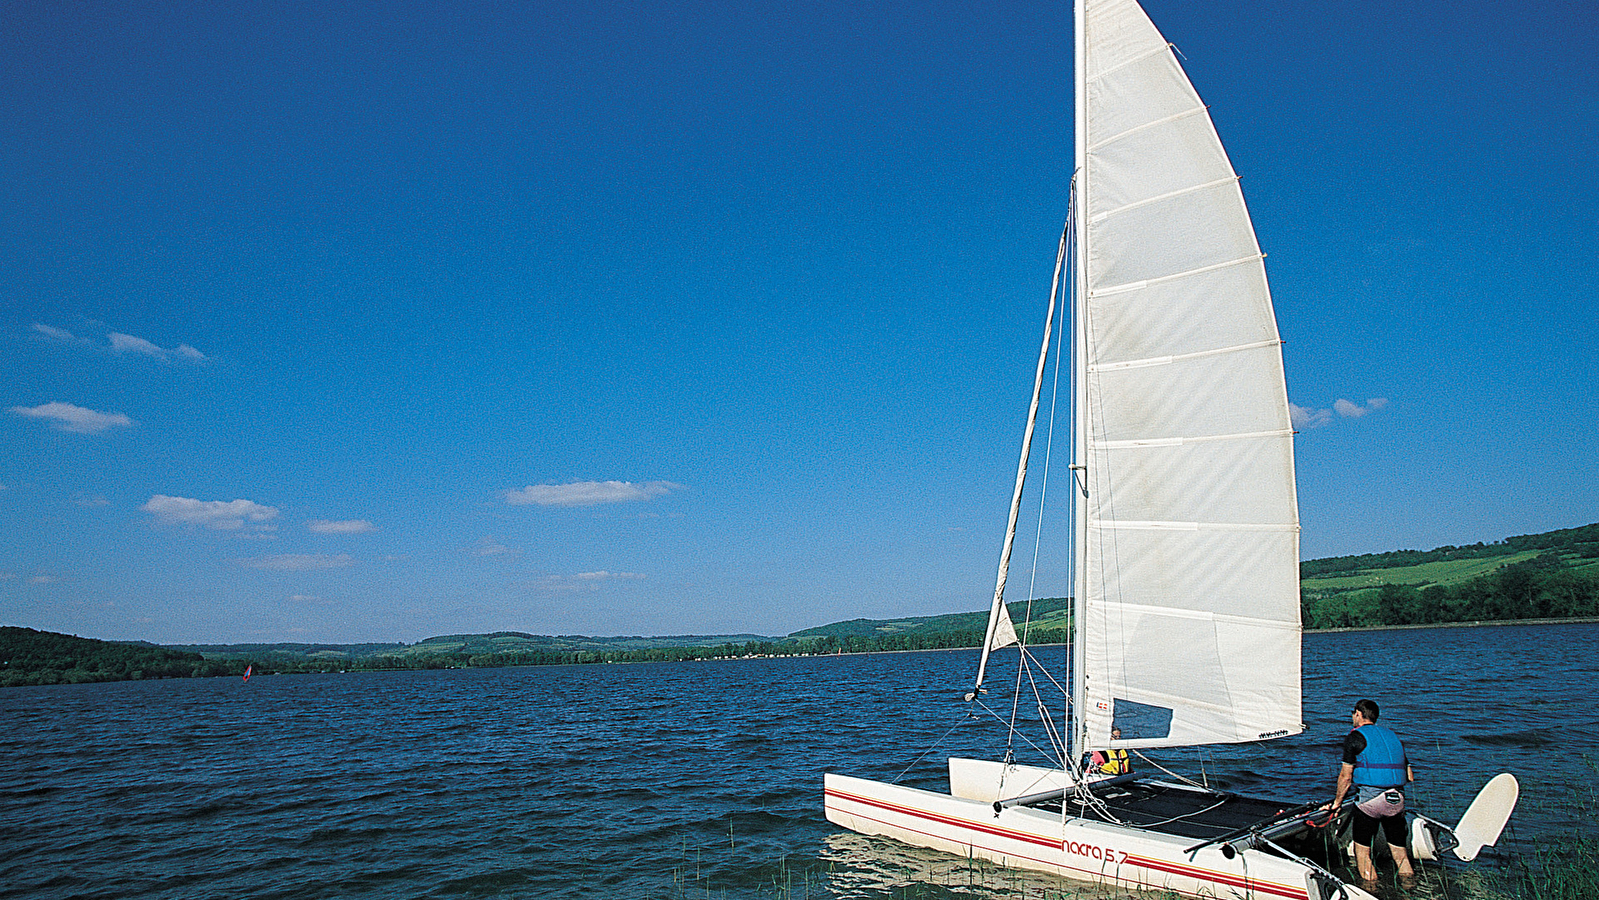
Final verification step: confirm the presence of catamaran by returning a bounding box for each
[823,0,1517,897]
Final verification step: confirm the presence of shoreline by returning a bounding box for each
[1306,615,1599,634]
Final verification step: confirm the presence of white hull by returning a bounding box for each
[825,760,1374,900]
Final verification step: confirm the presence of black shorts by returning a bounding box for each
[1352,806,1407,847]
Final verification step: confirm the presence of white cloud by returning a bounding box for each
[574,570,646,581]
[505,480,681,507]
[1332,397,1388,418]
[308,519,377,534]
[110,332,208,363]
[475,538,515,557]
[109,333,165,356]
[1289,402,1334,430]
[238,553,354,571]
[528,570,647,593]
[11,402,135,434]
[1292,398,1388,429]
[143,495,280,530]
[30,323,206,362]
[32,323,81,343]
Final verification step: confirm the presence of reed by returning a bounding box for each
[1494,831,1599,900]
[1492,761,1599,900]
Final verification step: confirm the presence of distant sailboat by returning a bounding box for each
[823,0,1517,896]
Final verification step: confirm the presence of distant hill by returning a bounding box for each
[1298,522,1599,628]
[163,631,776,664]
[5,522,1595,686]
[0,626,240,687]
[791,597,1073,642]
[1301,522,1599,579]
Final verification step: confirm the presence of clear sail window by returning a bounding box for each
[1112,699,1173,740]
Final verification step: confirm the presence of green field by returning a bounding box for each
[1302,551,1546,592]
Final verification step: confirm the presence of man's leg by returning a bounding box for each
[1352,842,1378,883]
[1349,808,1381,883]
[1384,814,1415,879]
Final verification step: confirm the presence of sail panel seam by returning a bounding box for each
[1086,606,1301,642]
[1090,520,1299,533]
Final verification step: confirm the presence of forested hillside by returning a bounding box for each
[1299,523,1599,628]
[0,627,241,687]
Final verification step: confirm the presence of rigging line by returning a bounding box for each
[1024,209,1071,618]
[1035,698,1066,767]
[1136,796,1232,829]
[1005,649,1033,756]
[1132,750,1207,789]
[1071,781,1124,824]
[1021,659,1066,765]
[973,214,1067,698]
[1001,211,1072,735]
[1020,645,1069,696]
[970,698,1066,764]
[890,712,978,786]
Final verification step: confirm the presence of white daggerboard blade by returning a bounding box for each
[1452,773,1519,861]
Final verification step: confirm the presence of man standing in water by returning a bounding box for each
[1329,699,1415,885]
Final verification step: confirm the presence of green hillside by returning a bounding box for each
[1301,522,1599,579]
[791,597,1071,642]
[1299,522,1599,629]
[403,631,770,656]
[1,626,242,687]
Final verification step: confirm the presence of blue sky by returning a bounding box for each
[3,0,1596,645]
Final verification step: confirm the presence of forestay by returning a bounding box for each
[1075,0,1302,750]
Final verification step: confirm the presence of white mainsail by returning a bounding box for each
[1074,0,1302,751]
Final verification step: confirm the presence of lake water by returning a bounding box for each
[2,622,1595,899]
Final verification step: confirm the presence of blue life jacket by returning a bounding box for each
[1352,724,1408,788]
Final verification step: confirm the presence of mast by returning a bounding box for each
[1067,0,1090,771]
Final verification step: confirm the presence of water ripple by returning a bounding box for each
[1,623,1594,898]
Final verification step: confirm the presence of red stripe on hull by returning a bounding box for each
[825,787,1310,900]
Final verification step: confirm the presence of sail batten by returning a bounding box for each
[1089,106,1208,151]
[1096,429,1295,450]
[1088,338,1282,372]
[1089,176,1241,224]
[1091,254,1263,297]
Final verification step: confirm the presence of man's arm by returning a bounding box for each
[1331,762,1354,809]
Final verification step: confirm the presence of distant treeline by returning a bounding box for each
[1302,551,1599,629]
[0,628,1002,685]
[0,627,244,687]
[8,523,1599,687]
[346,629,992,671]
